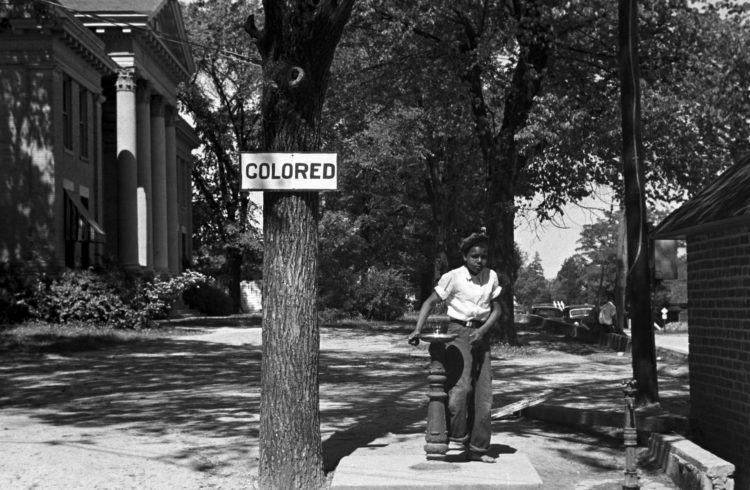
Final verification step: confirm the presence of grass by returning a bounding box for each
[0,321,180,354]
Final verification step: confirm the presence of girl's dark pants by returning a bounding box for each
[429,321,492,454]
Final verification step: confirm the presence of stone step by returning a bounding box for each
[331,442,542,489]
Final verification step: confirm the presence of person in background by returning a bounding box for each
[408,231,502,463]
[598,296,617,333]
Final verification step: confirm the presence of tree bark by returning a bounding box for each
[474,2,550,344]
[247,1,355,487]
[618,0,659,404]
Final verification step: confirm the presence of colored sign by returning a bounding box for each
[240,152,337,191]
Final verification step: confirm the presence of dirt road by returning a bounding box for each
[0,320,681,489]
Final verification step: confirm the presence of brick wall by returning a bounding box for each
[687,225,750,488]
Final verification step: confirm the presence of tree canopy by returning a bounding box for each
[183,0,750,338]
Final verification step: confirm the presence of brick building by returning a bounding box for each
[653,155,750,488]
[0,0,198,274]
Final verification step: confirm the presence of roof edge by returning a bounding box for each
[652,215,750,240]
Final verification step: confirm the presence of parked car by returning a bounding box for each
[530,304,564,320]
[562,304,595,325]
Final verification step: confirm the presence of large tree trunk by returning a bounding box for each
[619,0,659,404]
[246,2,355,488]
[488,181,519,344]
[479,3,550,345]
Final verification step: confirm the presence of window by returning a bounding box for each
[62,75,73,150]
[79,88,89,158]
[63,190,105,269]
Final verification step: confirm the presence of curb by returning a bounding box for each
[523,404,689,436]
[645,433,735,490]
[598,332,690,364]
[655,346,689,364]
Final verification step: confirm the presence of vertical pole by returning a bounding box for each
[623,379,639,489]
[619,0,658,403]
[425,341,449,460]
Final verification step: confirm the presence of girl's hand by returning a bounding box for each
[407,329,421,346]
[469,328,485,345]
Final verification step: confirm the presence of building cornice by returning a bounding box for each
[4,8,118,75]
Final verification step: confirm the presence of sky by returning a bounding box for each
[515,187,616,279]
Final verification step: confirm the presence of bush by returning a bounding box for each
[0,262,35,324]
[30,269,212,329]
[127,270,210,320]
[353,267,409,321]
[32,271,148,329]
[182,283,233,316]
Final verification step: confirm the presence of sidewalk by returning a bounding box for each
[327,324,689,489]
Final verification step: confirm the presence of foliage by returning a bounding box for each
[514,252,551,307]
[179,0,264,311]
[182,282,234,317]
[0,261,35,324]
[516,0,750,212]
[550,254,592,305]
[32,271,147,329]
[575,209,620,300]
[352,267,410,321]
[126,270,210,320]
[318,210,364,313]
[322,0,750,344]
[30,270,211,329]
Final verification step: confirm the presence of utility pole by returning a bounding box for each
[618,0,659,404]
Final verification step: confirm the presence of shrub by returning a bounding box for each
[353,267,409,321]
[32,271,148,329]
[30,269,212,329]
[127,270,210,320]
[0,262,35,324]
[183,283,233,316]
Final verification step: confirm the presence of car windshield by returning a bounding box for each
[568,308,592,318]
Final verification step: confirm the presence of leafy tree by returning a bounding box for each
[243,1,356,487]
[326,0,748,343]
[179,0,263,312]
[324,12,488,304]
[576,210,620,303]
[550,254,590,305]
[515,252,551,307]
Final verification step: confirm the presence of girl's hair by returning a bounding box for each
[460,230,489,255]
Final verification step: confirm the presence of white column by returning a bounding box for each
[136,81,152,267]
[115,68,138,269]
[165,105,179,274]
[94,94,105,266]
[150,95,169,273]
[185,158,193,262]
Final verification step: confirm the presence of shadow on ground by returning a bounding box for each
[0,319,689,483]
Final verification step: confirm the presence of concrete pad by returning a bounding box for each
[331,449,542,489]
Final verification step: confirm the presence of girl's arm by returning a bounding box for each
[470,297,502,344]
[408,291,441,344]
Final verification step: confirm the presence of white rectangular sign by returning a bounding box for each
[240,152,338,191]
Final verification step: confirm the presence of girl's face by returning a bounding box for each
[463,244,488,275]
